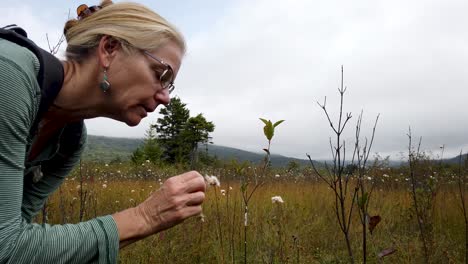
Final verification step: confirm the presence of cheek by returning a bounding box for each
[115,73,155,101]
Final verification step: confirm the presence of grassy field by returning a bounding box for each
[40,162,467,263]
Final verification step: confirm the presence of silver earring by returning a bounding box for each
[100,68,111,92]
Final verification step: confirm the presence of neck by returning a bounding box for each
[45,60,103,123]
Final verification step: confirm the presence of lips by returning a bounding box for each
[139,104,155,113]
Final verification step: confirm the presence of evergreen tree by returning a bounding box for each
[142,125,162,164]
[130,125,163,165]
[154,97,215,164]
[181,114,215,166]
[154,97,190,162]
[130,147,145,165]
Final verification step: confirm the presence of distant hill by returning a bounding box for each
[202,144,312,167]
[444,153,468,165]
[84,135,143,162]
[83,135,466,168]
[83,135,311,166]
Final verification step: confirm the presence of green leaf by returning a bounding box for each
[264,124,274,141]
[259,118,269,126]
[241,182,249,193]
[357,192,368,209]
[273,120,285,128]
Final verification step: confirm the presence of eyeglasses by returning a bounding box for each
[143,51,175,94]
[77,4,102,20]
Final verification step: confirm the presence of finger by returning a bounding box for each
[186,191,205,206]
[178,170,203,182]
[184,176,206,193]
[183,205,203,219]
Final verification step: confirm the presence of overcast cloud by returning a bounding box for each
[1,0,467,160]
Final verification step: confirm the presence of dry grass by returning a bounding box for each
[41,163,466,263]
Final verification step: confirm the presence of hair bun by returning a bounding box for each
[63,19,79,39]
[100,0,113,8]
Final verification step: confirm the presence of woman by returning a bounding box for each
[0,1,205,263]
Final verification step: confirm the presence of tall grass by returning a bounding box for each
[40,162,467,263]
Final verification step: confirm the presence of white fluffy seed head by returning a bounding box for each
[204,175,220,187]
[271,196,284,204]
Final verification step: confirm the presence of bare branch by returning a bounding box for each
[363,114,380,166]
[307,154,333,187]
[346,187,359,232]
[318,98,338,134]
[329,138,337,166]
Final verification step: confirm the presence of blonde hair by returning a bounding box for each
[63,0,185,62]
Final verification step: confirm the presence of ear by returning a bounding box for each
[97,35,121,68]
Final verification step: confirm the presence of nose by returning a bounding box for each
[154,88,171,105]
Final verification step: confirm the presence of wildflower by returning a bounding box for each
[115,200,119,203]
[198,213,206,223]
[102,184,107,189]
[271,196,284,204]
[117,170,121,174]
[147,169,152,172]
[146,159,150,163]
[72,197,77,201]
[383,174,389,178]
[105,163,109,167]
[149,185,153,188]
[129,198,135,203]
[76,185,81,190]
[275,174,280,178]
[367,176,372,181]
[220,189,226,196]
[131,190,135,193]
[204,175,220,187]
[229,186,233,190]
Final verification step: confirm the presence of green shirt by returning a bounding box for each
[0,39,119,263]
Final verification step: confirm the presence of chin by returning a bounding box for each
[121,114,143,127]
[113,109,146,127]
[125,118,142,127]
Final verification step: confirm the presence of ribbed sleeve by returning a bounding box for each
[0,39,119,263]
[6,216,119,263]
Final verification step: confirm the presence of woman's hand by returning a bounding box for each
[113,171,206,247]
[137,171,206,234]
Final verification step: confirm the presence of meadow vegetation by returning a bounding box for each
[39,160,467,263]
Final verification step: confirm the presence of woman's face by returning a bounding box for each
[104,41,183,126]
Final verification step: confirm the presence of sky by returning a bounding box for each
[1,0,467,160]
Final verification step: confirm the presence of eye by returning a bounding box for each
[151,67,164,81]
[159,68,174,88]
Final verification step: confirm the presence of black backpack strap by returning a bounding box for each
[0,25,64,133]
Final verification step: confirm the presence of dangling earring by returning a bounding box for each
[100,68,111,92]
